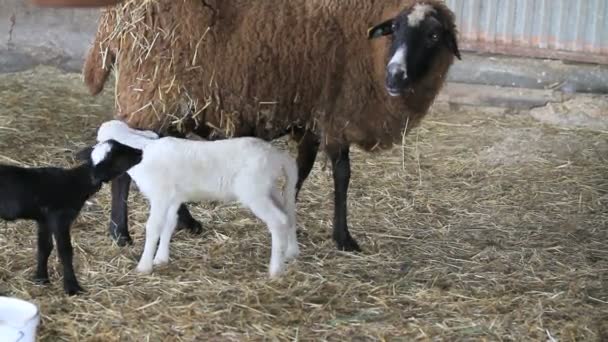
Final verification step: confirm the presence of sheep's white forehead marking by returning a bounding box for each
[388,46,407,77]
[91,142,112,166]
[408,4,435,27]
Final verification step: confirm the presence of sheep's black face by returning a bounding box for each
[368,3,461,97]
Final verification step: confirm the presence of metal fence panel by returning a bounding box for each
[445,0,608,64]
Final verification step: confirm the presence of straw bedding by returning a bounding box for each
[0,66,607,341]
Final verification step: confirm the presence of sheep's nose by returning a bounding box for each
[385,68,408,96]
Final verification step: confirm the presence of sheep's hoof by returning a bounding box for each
[177,217,203,235]
[112,234,133,247]
[33,276,50,285]
[335,235,362,252]
[64,283,84,296]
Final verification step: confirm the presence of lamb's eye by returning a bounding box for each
[430,33,439,42]
[391,22,398,31]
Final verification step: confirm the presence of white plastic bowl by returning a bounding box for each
[0,297,40,342]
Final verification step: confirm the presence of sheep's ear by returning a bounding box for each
[446,30,462,60]
[75,146,94,162]
[368,19,395,39]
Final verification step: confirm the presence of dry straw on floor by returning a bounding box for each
[0,67,607,341]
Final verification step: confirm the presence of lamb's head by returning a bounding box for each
[84,139,143,183]
[368,1,461,97]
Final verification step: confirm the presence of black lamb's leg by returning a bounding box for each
[110,172,133,246]
[50,215,83,295]
[293,129,320,199]
[327,144,361,252]
[34,220,53,284]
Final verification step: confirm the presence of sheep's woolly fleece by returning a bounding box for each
[84,0,458,152]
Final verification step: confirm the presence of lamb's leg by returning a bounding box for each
[327,144,361,252]
[293,129,320,198]
[271,190,298,262]
[153,204,180,266]
[247,197,290,277]
[34,220,53,284]
[49,214,83,295]
[109,172,133,246]
[136,201,169,274]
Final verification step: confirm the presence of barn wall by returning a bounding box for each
[446,0,608,65]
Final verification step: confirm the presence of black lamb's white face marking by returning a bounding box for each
[367,3,461,97]
[89,140,143,183]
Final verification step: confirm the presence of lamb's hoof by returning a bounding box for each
[284,247,300,262]
[153,257,169,266]
[268,265,285,278]
[335,235,362,252]
[136,265,153,275]
[64,283,84,296]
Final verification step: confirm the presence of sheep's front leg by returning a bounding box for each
[49,214,83,295]
[177,204,203,235]
[153,204,180,266]
[327,144,361,252]
[34,220,53,284]
[136,202,169,274]
[109,173,133,246]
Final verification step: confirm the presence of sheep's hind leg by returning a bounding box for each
[153,204,180,266]
[136,202,169,274]
[292,128,320,199]
[176,204,203,235]
[109,173,133,246]
[327,144,361,252]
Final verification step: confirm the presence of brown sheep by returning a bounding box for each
[83,0,461,251]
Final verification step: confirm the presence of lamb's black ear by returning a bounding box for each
[446,30,462,60]
[368,19,395,39]
[75,146,94,162]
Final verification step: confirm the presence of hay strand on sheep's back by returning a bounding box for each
[98,0,222,135]
[1,67,608,341]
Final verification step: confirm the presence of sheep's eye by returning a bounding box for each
[430,33,440,42]
[391,22,398,32]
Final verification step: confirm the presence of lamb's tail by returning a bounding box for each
[280,151,298,228]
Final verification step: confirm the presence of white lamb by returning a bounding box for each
[90,122,299,277]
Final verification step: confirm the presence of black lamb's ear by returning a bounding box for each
[367,19,395,39]
[75,146,94,162]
